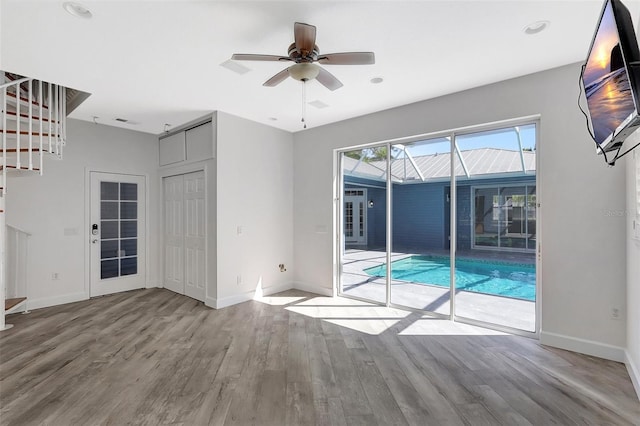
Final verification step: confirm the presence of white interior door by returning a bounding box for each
[90,172,146,297]
[163,171,206,302]
[163,175,184,294]
[183,171,206,301]
[344,190,367,245]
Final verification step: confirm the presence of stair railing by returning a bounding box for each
[1,76,67,185]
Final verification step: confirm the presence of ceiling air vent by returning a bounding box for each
[308,100,329,109]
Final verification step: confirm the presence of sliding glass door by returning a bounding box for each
[340,146,388,304]
[388,138,451,316]
[338,120,538,334]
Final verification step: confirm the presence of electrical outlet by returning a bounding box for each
[51,272,60,280]
[237,275,242,285]
[611,306,621,320]
[279,264,287,272]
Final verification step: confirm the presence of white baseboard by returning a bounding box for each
[205,296,217,309]
[625,350,640,401]
[540,331,625,362]
[213,282,294,309]
[25,292,88,311]
[293,282,334,297]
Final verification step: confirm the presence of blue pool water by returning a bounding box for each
[364,256,536,301]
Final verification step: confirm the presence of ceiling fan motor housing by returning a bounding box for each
[288,42,320,62]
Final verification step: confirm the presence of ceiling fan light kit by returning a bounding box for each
[288,63,320,81]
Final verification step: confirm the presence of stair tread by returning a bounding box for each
[4,111,58,123]
[5,297,26,311]
[0,129,59,137]
[6,92,49,109]
[0,165,41,171]
[0,148,50,153]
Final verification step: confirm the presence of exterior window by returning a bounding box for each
[474,185,536,252]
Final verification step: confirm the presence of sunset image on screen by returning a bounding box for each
[583,0,635,146]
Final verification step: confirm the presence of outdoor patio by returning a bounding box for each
[341,249,536,332]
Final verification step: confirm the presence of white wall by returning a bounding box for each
[215,112,294,308]
[626,134,640,397]
[293,63,628,358]
[6,119,159,309]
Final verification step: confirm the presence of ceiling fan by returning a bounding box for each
[231,22,375,91]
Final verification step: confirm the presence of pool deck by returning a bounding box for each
[341,249,536,332]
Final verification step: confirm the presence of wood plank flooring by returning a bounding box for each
[0,288,638,425]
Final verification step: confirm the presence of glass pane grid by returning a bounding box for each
[100,180,138,280]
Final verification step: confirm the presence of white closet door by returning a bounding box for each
[183,171,206,301]
[163,175,184,294]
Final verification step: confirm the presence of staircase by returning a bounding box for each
[0,71,74,330]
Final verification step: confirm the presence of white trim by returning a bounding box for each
[213,282,294,309]
[540,331,625,362]
[26,292,87,311]
[205,295,217,309]
[625,350,640,401]
[294,282,333,297]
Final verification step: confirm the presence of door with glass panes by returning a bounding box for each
[344,190,367,245]
[90,172,146,296]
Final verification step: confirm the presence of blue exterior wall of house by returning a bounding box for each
[345,175,535,252]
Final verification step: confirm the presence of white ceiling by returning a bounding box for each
[2,0,639,135]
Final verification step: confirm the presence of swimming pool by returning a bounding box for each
[363,255,536,301]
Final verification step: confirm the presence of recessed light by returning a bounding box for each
[63,2,92,19]
[524,21,550,35]
[370,77,384,84]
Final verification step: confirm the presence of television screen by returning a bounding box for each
[583,0,639,152]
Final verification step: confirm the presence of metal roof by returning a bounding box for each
[343,148,535,183]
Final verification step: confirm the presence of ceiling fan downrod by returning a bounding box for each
[301,80,307,129]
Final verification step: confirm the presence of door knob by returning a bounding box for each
[92,239,98,244]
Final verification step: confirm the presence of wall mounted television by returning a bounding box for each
[581,0,640,163]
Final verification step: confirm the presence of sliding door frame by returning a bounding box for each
[335,115,541,338]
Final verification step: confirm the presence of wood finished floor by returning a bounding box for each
[0,288,638,426]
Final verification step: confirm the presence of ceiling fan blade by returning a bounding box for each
[317,52,375,65]
[294,22,317,55]
[232,54,292,62]
[263,67,291,87]
[316,67,343,91]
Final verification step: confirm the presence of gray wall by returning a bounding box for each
[293,63,628,356]
[7,119,160,308]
